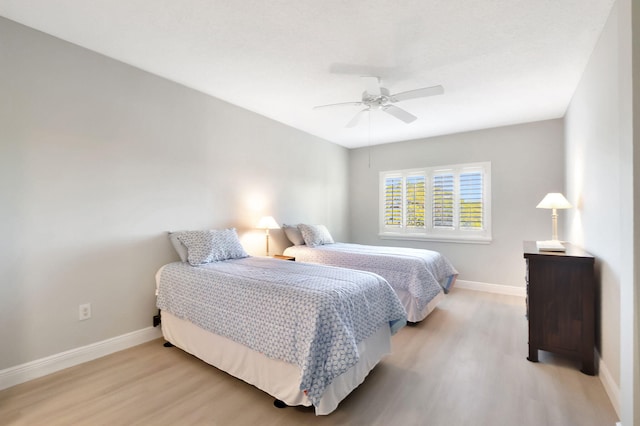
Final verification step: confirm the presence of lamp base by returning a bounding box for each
[536,240,566,252]
[265,233,270,257]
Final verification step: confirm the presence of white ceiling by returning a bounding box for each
[0,1,615,149]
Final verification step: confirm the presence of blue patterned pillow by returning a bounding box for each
[298,224,334,247]
[176,229,248,266]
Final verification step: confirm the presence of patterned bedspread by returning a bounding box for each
[156,257,406,407]
[283,243,458,313]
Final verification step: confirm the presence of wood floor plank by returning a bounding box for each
[0,288,619,425]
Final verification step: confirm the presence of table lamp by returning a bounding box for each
[257,216,280,256]
[536,192,571,241]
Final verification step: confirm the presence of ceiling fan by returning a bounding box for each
[313,77,444,128]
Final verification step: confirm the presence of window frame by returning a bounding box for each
[379,162,492,244]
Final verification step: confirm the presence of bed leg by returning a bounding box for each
[273,399,287,409]
[153,309,161,327]
[163,342,174,348]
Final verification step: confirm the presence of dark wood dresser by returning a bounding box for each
[523,241,595,375]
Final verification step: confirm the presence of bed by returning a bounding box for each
[282,224,459,323]
[157,229,407,415]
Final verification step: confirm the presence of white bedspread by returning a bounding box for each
[156,256,406,407]
[283,243,458,314]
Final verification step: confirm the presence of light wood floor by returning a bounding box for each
[0,288,618,426]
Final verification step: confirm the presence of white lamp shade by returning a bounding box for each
[257,216,280,230]
[536,193,571,209]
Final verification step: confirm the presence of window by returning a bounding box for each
[379,162,491,243]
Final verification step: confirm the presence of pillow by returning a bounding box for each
[168,231,189,262]
[176,228,249,266]
[298,224,334,247]
[282,223,305,246]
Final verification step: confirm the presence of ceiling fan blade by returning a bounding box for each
[346,109,369,128]
[361,76,381,97]
[391,85,444,102]
[313,101,363,110]
[383,105,417,124]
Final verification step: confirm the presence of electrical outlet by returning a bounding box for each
[79,303,91,321]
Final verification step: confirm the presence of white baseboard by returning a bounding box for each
[0,326,162,391]
[598,351,621,419]
[455,279,526,297]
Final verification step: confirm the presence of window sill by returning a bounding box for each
[378,233,492,244]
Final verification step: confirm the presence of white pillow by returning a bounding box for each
[297,224,334,247]
[168,231,189,262]
[282,223,305,246]
[176,229,248,266]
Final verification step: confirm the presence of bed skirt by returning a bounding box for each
[160,310,391,415]
[396,288,445,322]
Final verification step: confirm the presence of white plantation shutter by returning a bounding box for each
[405,175,426,228]
[380,162,491,242]
[432,172,454,228]
[384,176,403,227]
[459,171,483,229]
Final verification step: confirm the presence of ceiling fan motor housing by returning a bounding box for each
[362,87,391,110]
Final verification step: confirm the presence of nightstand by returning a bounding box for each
[273,254,295,261]
[523,241,595,375]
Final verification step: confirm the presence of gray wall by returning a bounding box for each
[565,0,623,394]
[565,0,639,421]
[0,17,349,370]
[348,119,565,287]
